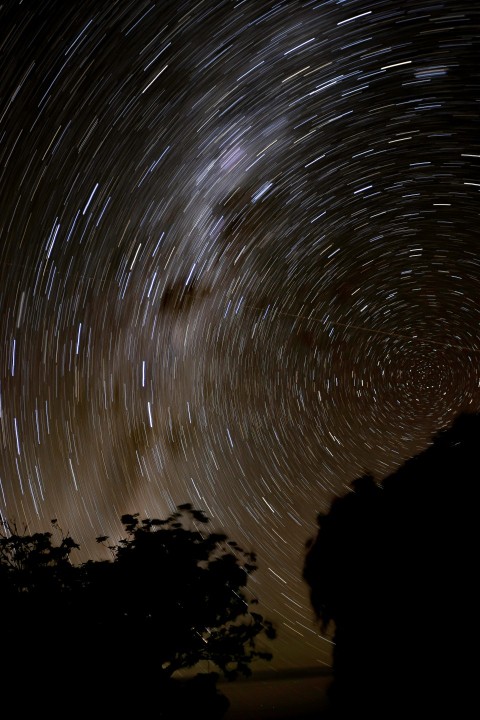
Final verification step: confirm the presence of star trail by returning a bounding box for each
[1,0,479,670]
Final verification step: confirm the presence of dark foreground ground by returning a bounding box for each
[219,670,333,719]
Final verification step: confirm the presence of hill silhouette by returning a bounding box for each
[304,411,477,717]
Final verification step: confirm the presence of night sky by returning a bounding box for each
[1,0,479,671]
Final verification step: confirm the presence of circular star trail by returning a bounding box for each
[1,0,479,669]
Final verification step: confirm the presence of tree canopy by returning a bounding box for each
[303,411,477,717]
[0,503,275,714]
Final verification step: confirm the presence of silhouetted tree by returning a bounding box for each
[0,519,80,642]
[304,412,477,717]
[83,504,275,681]
[0,504,275,716]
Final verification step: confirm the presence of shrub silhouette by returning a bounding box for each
[0,504,275,715]
[303,412,477,716]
